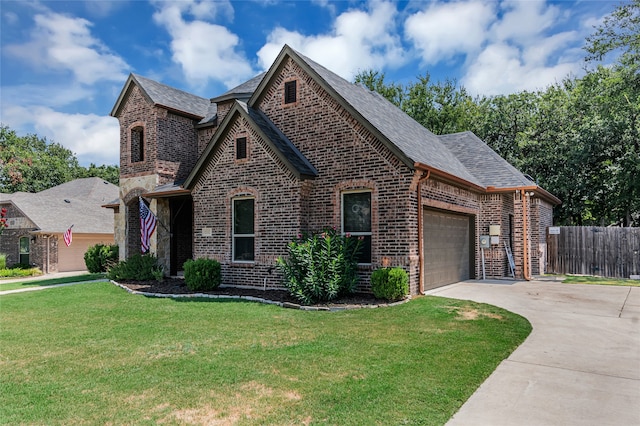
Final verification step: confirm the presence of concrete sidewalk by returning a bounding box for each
[0,271,106,295]
[427,280,640,426]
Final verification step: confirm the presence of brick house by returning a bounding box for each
[0,178,117,273]
[109,45,559,294]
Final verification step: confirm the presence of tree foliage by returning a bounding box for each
[0,126,119,193]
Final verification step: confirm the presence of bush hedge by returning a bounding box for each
[371,267,409,301]
[183,258,221,291]
[106,253,158,281]
[84,244,119,273]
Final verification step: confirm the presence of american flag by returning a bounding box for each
[63,225,73,247]
[139,197,157,253]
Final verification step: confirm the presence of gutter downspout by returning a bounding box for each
[521,189,531,281]
[417,169,431,294]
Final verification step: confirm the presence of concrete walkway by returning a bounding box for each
[427,280,640,426]
[0,271,106,295]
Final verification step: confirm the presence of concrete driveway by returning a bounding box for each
[427,279,640,426]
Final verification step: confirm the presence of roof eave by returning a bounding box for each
[415,162,486,193]
[486,185,561,205]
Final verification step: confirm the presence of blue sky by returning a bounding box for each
[1,0,616,166]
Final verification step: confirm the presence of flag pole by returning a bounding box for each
[139,197,169,233]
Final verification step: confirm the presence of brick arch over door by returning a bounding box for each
[123,188,146,258]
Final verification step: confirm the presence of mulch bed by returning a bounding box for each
[115,278,396,308]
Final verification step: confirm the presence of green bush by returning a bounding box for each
[183,258,221,291]
[277,228,361,305]
[106,253,158,281]
[371,267,409,301]
[84,244,119,273]
[0,267,41,278]
[0,254,6,270]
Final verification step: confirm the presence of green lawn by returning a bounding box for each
[562,275,640,287]
[0,273,106,291]
[0,282,531,425]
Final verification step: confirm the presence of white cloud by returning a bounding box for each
[461,0,585,95]
[2,105,120,166]
[257,1,405,80]
[403,0,592,95]
[4,12,129,85]
[463,43,579,95]
[152,0,253,88]
[490,0,560,43]
[404,1,495,64]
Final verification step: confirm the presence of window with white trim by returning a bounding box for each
[342,191,372,264]
[233,197,254,261]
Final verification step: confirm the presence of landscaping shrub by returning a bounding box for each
[0,254,5,270]
[371,267,409,301]
[183,258,221,291]
[277,228,361,305]
[84,244,119,273]
[106,253,158,281]
[0,266,41,278]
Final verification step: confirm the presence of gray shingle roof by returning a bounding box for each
[0,178,118,234]
[114,74,212,119]
[438,132,534,188]
[288,50,484,187]
[244,103,318,178]
[212,73,266,103]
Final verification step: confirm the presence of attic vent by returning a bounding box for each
[236,137,247,160]
[284,80,297,104]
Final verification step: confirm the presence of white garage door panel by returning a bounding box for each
[58,236,113,272]
[423,210,472,290]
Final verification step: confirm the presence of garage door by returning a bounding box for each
[58,235,114,272]
[423,209,473,290]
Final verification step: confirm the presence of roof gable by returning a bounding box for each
[111,74,211,120]
[248,45,483,187]
[184,101,317,189]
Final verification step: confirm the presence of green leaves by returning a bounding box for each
[0,126,119,193]
[276,228,361,305]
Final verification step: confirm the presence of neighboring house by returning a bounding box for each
[0,178,118,273]
[108,45,559,294]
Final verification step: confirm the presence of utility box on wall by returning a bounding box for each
[480,235,490,249]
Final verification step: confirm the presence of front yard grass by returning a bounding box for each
[563,275,640,287]
[0,282,531,425]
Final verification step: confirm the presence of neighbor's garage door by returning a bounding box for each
[423,209,473,290]
[58,235,113,272]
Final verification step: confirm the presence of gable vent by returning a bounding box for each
[284,80,297,104]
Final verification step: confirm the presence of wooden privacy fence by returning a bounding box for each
[547,227,640,278]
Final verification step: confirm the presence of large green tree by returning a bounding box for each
[0,126,119,193]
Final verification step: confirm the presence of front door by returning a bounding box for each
[170,197,193,276]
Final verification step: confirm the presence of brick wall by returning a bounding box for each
[157,112,199,182]
[530,197,553,275]
[117,85,200,183]
[253,57,418,291]
[191,115,305,289]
